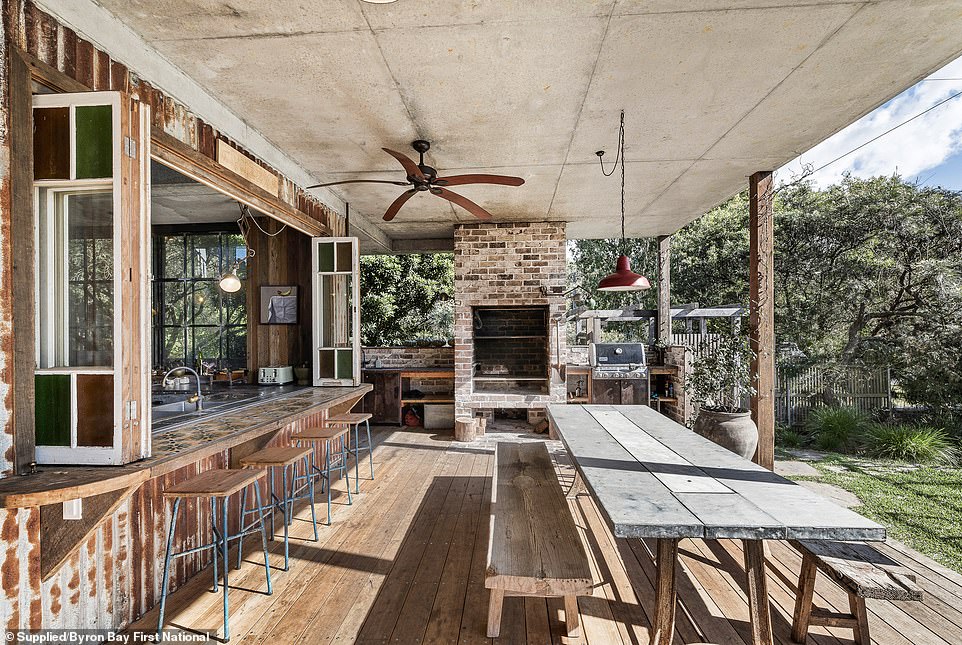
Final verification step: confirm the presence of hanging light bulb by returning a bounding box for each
[218,270,242,293]
[596,111,651,292]
[218,204,253,293]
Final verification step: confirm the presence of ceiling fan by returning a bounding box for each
[306,140,525,222]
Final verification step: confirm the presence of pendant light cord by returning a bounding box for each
[598,110,627,251]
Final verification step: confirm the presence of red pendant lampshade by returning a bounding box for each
[594,111,651,292]
[597,254,651,291]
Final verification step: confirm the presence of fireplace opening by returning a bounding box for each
[472,306,549,395]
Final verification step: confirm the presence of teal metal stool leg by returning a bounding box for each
[365,419,374,480]
[236,486,248,570]
[156,497,182,639]
[324,442,332,524]
[252,479,273,594]
[352,425,360,494]
[304,455,318,540]
[281,465,290,570]
[220,496,230,641]
[342,438,353,506]
[210,497,218,591]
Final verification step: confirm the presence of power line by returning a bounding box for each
[780,88,962,190]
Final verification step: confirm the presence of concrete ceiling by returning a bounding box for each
[150,161,246,226]
[92,0,962,251]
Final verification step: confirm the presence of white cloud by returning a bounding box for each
[778,57,962,188]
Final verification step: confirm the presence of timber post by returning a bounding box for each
[749,171,775,470]
[657,235,671,345]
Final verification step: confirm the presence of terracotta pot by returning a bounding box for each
[692,408,758,460]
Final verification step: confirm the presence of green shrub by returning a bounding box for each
[776,426,806,449]
[866,424,959,464]
[805,406,870,452]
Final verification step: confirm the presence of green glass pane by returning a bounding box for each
[34,107,70,180]
[35,374,71,447]
[336,349,353,380]
[75,104,113,179]
[317,241,335,273]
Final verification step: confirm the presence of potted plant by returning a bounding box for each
[687,334,758,459]
[651,337,670,365]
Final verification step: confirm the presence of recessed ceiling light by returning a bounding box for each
[361,0,397,4]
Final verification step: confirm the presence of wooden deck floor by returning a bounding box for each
[129,426,962,644]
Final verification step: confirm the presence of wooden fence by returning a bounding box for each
[671,333,722,361]
[776,366,891,427]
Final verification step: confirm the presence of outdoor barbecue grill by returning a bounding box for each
[589,342,648,380]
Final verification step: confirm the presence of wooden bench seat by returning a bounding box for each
[791,539,924,644]
[485,442,593,638]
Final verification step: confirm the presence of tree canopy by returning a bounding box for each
[570,175,962,414]
[359,253,454,346]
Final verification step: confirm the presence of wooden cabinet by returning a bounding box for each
[361,370,401,424]
[589,378,649,405]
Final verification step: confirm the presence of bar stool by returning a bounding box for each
[237,445,317,571]
[326,412,375,494]
[292,425,353,524]
[157,469,272,642]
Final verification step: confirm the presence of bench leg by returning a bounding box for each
[744,539,774,645]
[792,553,817,643]
[564,595,581,635]
[486,588,505,638]
[653,538,679,645]
[849,593,870,645]
[566,470,586,499]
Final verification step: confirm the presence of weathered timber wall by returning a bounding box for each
[0,0,347,630]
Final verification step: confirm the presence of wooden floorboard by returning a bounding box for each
[128,427,962,645]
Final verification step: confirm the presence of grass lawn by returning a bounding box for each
[779,450,962,573]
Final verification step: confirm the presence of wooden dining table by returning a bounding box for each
[546,404,886,645]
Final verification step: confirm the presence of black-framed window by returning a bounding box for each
[152,228,247,371]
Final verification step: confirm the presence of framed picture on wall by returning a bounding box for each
[260,285,299,324]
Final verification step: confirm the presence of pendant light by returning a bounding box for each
[595,111,651,292]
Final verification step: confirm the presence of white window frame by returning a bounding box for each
[312,237,360,386]
[33,91,124,465]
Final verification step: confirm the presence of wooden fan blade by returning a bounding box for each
[433,174,525,187]
[433,187,493,221]
[306,179,410,188]
[382,148,426,181]
[383,189,418,222]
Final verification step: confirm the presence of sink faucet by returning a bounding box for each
[162,366,204,411]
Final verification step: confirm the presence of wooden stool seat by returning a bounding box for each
[162,469,261,498]
[294,426,351,442]
[327,412,372,425]
[240,446,313,468]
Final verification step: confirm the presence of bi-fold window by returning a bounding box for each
[312,237,360,385]
[33,91,150,465]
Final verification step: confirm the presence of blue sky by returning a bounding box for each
[778,57,962,190]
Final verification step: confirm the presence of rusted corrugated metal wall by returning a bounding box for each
[0,0,345,630]
[5,409,326,630]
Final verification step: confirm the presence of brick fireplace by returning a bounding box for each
[454,222,567,418]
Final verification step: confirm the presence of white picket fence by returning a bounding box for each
[776,366,891,427]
